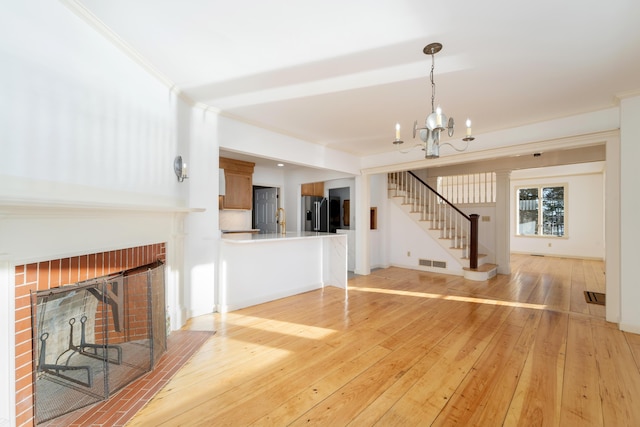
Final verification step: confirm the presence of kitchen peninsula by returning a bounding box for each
[218,231,347,312]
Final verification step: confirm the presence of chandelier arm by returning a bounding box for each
[439,140,470,153]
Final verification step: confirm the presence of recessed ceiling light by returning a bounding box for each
[277,163,284,167]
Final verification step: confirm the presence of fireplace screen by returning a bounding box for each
[31,261,166,424]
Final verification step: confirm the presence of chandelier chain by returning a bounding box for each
[430,53,436,113]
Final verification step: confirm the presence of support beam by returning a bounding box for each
[495,170,511,275]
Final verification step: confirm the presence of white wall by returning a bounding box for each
[218,116,361,176]
[183,109,219,323]
[388,202,464,276]
[370,173,389,269]
[620,96,640,333]
[510,164,605,259]
[0,4,187,206]
[254,165,286,188]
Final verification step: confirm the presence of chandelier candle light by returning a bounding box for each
[394,42,475,158]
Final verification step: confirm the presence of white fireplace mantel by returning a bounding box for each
[1,200,203,424]
[0,199,205,218]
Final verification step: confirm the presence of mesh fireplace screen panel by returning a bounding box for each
[32,262,166,424]
[149,265,167,367]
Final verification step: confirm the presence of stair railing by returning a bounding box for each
[389,171,479,269]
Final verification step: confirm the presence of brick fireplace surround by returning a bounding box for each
[14,243,166,427]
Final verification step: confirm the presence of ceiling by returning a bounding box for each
[77,0,640,159]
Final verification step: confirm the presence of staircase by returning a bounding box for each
[388,171,497,281]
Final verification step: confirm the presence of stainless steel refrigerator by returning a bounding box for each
[302,196,328,232]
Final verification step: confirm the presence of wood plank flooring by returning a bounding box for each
[127,254,640,426]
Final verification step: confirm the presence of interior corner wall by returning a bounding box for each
[183,109,220,322]
[619,96,640,333]
[369,173,389,269]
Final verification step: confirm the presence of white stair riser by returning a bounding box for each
[389,182,489,270]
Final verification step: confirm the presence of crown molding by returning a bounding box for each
[616,89,640,100]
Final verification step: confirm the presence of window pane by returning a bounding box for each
[542,186,564,236]
[518,188,538,235]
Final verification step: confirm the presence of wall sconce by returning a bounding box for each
[174,155,188,182]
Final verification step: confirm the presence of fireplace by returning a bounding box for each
[31,261,166,424]
[13,243,167,426]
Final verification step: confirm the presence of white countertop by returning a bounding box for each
[221,231,342,243]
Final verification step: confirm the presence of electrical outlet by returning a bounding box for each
[548,243,552,247]
[482,215,491,222]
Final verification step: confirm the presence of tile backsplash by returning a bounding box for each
[219,210,252,230]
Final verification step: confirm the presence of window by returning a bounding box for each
[517,185,565,236]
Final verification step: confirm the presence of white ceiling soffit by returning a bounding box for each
[75,0,640,157]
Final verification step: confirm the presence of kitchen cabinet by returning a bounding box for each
[223,172,252,209]
[301,182,324,197]
[220,157,255,210]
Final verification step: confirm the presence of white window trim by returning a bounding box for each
[515,183,568,238]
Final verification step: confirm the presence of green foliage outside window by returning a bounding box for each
[517,186,564,237]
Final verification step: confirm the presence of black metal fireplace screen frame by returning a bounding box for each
[31,261,166,424]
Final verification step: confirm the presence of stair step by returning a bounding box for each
[463,263,498,281]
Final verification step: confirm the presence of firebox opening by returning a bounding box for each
[31,261,166,424]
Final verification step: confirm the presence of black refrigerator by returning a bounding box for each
[302,196,328,232]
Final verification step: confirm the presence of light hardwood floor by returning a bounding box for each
[128,254,640,426]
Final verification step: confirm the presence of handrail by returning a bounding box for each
[407,171,470,221]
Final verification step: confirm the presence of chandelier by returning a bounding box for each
[393,42,474,158]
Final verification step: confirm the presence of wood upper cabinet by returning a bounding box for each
[220,157,255,210]
[223,171,252,209]
[301,181,324,197]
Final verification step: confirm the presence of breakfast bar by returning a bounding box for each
[218,231,348,312]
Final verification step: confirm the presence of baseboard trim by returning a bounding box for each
[510,251,604,261]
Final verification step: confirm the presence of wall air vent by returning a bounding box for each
[419,259,447,269]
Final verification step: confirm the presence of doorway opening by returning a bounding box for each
[328,187,350,233]
[253,186,280,233]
